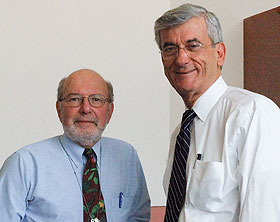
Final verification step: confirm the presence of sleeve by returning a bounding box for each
[0,152,33,221]
[237,103,280,222]
[127,149,151,222]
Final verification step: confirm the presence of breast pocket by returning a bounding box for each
[187,160,224,211]
[107,195,134,222]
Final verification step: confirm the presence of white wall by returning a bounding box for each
[1,0,278,207]
[0,0,170,206]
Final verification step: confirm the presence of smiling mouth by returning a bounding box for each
[175,68,197,75]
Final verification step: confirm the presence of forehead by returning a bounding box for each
[63,72,108,96]
[160,16,210,47]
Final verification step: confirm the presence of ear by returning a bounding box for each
[106,102,114,124]
[216,42,226,68]
[56,101,63,123]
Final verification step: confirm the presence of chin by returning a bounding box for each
[63,125,104,147]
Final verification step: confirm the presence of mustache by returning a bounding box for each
[74,117,98,125]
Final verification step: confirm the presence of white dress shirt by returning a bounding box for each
[163,76,280,222]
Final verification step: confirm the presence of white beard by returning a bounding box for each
[63,124,106,147]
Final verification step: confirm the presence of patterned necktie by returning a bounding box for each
[82,149,106,222]
[164,109,197,222]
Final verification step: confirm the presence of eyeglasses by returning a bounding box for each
[160,41,217,60]
[59,93,111,108]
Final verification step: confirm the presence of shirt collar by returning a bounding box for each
[60,134,102,168]
[192,76,228,122]
[60,134,84,168]
[92,139,101,167]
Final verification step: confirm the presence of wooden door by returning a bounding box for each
[244,7,280,107]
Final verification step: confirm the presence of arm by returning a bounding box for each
[237,103,280,222]
[0,152,32,221]
[127,149,151,222]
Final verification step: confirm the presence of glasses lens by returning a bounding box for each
[162,46,178,58]
[66,95,83,107]
[88,94,106,107]
[186,42,203,52]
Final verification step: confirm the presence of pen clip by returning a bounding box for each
[119,192,123,208]
[193,153,202,169]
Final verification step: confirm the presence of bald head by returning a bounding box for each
[57,69,114,103]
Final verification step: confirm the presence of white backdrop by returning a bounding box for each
[0,0,170,206]
[1,0,279,207]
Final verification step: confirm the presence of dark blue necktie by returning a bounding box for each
[164,109,197,222]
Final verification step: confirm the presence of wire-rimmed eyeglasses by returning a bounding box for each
[58,93,111,108]
[160,41,218,60]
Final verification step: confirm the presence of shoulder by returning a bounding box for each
[100,137,134,147]
[221,87,279,116]
[1,136,61,176]
[15,136,61,158]
[100,137,138,156]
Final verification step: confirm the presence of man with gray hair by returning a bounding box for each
[154,3,280,222]
[0,69,150,221]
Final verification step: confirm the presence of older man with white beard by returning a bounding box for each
[0,69,150,222]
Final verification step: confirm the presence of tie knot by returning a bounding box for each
[181,109,196,128]
[83,149,94,159]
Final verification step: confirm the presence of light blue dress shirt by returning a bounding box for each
[0,134,150,222]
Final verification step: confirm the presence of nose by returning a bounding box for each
[79,97,91,114]
[174,48,191,66]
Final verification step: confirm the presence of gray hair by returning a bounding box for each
[154,3,223,49]
[105,81,114,103]
[57,77,114,102]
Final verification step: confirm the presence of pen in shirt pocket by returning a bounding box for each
[119,192,123,208]
[193,153,202,169]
